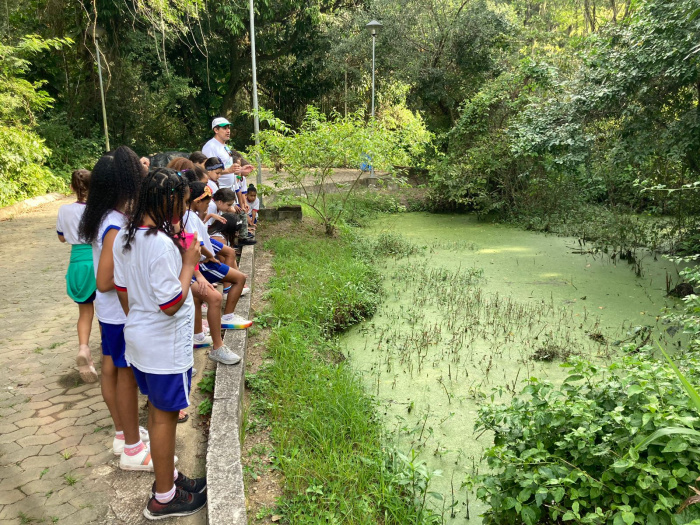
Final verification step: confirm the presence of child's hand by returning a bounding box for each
[183,232,200,266]
[213,215,227,224]
[195,276,209,296]
[234,204,243,213]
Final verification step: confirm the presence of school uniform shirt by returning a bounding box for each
[240,176,248,195]
[92,210,127,325]
[56,202,87,244]
[206,179,218,195]
[206,200,218,227]
[202,138,237,189]
[183,209,213,261]
[247,197,260,218]
[113,228,194,374]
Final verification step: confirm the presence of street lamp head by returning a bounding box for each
[365,20,383,37]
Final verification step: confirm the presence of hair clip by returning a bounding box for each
[193,185,213,202]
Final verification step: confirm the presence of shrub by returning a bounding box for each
[472,357,700,524]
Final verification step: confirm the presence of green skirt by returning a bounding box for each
[66,244,97,303]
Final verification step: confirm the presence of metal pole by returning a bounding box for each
[95,38,110,152]
[370,33,376,179]
[371,34,376,119]
[249,0,263,207]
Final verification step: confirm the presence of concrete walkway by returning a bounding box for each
[0,197,208,524]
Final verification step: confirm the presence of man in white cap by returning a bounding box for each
[202,117,255,190]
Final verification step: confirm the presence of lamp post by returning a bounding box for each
[249,0,263,206]
[89,24,110,153]
[365,19,382,179]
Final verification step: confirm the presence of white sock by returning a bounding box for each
[173,468,179,481]
[194,332,205,339]
[155,485,176,504]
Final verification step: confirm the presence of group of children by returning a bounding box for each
[56,144,261,520]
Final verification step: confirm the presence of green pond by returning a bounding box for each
[341,212,685,523]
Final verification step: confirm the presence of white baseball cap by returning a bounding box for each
[211,117,231,129]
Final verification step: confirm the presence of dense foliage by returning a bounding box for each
[473,357,700,524]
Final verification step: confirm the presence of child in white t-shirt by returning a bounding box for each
[57,169,97,383]
[184,182,253,335]
[78,147,151,468]
[245,184,260,232]
[113,168,207,519]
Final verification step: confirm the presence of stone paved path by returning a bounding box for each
[0,197,209,525]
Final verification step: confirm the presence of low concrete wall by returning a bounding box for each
[258,205,303,222]
[0,192,64,221]
[206,245,254,524]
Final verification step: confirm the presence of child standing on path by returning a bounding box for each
[113,168,207,520]
[57,169,98,383]
[79,146,152,468]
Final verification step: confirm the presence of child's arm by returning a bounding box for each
[57,234,66,243]
[96,229,119,293]
[203,213,226,224]
[116,290,129,315]
[162,233,200,316]
[201,245,217,262]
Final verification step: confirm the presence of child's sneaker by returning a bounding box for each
[143,488,207,520]
[193,333,212,348]
[221,313,252,330]
[150,472,207,496]
[112,427,150,455]
[208,345,241,365]
[119,446,178,472]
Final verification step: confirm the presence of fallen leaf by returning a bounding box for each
[271,515,282,522]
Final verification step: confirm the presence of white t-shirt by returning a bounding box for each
[206,200,218,227]
[56,202,87,245]
[183,209,213,260]
[206,179,218,195]
[202,138,237,189]
[247,197,260,218]
[240,176,248,194]
[113,228,194,374]
[92,210,127,325]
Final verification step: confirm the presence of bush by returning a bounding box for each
[473,357,700,524]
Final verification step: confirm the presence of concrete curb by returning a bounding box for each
[206,245,254,524]
[0,192,65,221]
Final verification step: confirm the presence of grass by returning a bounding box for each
[250,222,437,524]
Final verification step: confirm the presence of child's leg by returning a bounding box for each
[217,245,239,270]
[221,268,247,315]
[192,295,204,335]
[148,402,178,493]
[77,303,93,346]
[76,303,98,383]
[101,355,123,432]
[205,290,224,347]
[116,367,140,445]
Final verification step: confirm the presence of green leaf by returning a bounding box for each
[622,511,635,525]
[521,506,537,525]
[656,340,700,413]
[662,436,688,453]
[634,427,700,451]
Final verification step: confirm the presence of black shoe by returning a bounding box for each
[151,472,207,496]
[238,237,257,245]
[143,488,207,520]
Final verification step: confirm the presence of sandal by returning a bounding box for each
[178,410,189,423]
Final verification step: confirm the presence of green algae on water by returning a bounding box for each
[342,213,683,523]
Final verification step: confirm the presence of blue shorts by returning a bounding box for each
[199,260,230,285]
[131,367,192,412]
[100,321,128,368]
[211,238,224,254]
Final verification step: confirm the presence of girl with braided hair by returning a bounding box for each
[78,146,153,468]
[113,168,207,519]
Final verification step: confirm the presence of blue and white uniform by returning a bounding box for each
[113,227,194,411]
